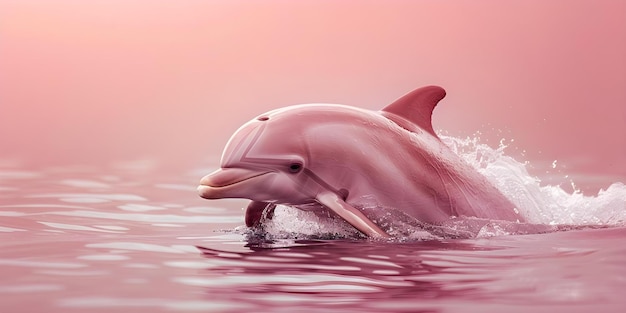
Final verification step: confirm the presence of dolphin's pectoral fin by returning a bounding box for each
[316,192,390,238]
[245,201,276,227]
[380,85,446,137]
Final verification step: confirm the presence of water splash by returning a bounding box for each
[249,206,363,240]
[440,135,626,226]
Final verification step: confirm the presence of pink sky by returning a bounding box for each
[0,0,624,190]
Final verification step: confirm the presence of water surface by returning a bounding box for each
[1,156,625,312]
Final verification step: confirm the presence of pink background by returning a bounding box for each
[1,0,624,192]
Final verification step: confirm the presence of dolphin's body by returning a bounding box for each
[198,86,523,238]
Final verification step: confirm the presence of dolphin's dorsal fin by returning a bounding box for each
[380,85,446,137]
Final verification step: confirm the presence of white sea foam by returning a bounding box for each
[441,135,626,226]
[257,206,362,239]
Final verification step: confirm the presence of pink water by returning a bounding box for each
[1,142,625,312]
[1,1,626,312]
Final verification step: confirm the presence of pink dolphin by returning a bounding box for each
[198,86,523,238]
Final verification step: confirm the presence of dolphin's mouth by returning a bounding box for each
[200,169,270,188]
[197,168,270,199]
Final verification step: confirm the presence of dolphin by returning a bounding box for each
[198,86,523,238]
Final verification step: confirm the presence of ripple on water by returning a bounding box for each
[92,225,129,231]
[123,278,149,284]
[0,284,64,293]
[0,259,87,269]
[123,263,160,269]
[36,270,109,276]
[178,234,246,241]
[50,210,242,224]
[154,183,197,191]
[163,261,218,269]
[281,284,381,293]
[0,226,26,232]
[340,256,403,268]
[173,273,411,288]
[0,170,42,179]
[58,297,252,312]
[151,223,185,227]
[64,198,110,203]
[183,206,228,214]
[38,222,126,233]
[60,179,111,189]
[86,242,199,254]
[0,204,94,211]
[77,254,130,261]
[28,193,147,202]
[118,204,166,212]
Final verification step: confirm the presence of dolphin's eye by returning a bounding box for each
[257,116,269,121]
[288,163,303,173]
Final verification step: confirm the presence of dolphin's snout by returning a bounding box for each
[198,169,224,187]
[197,185,216,199]
[197,168,270,199]
[199,168,263,187]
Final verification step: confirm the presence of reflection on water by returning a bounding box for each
[195,236,615,312]
[0,160,625,312]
